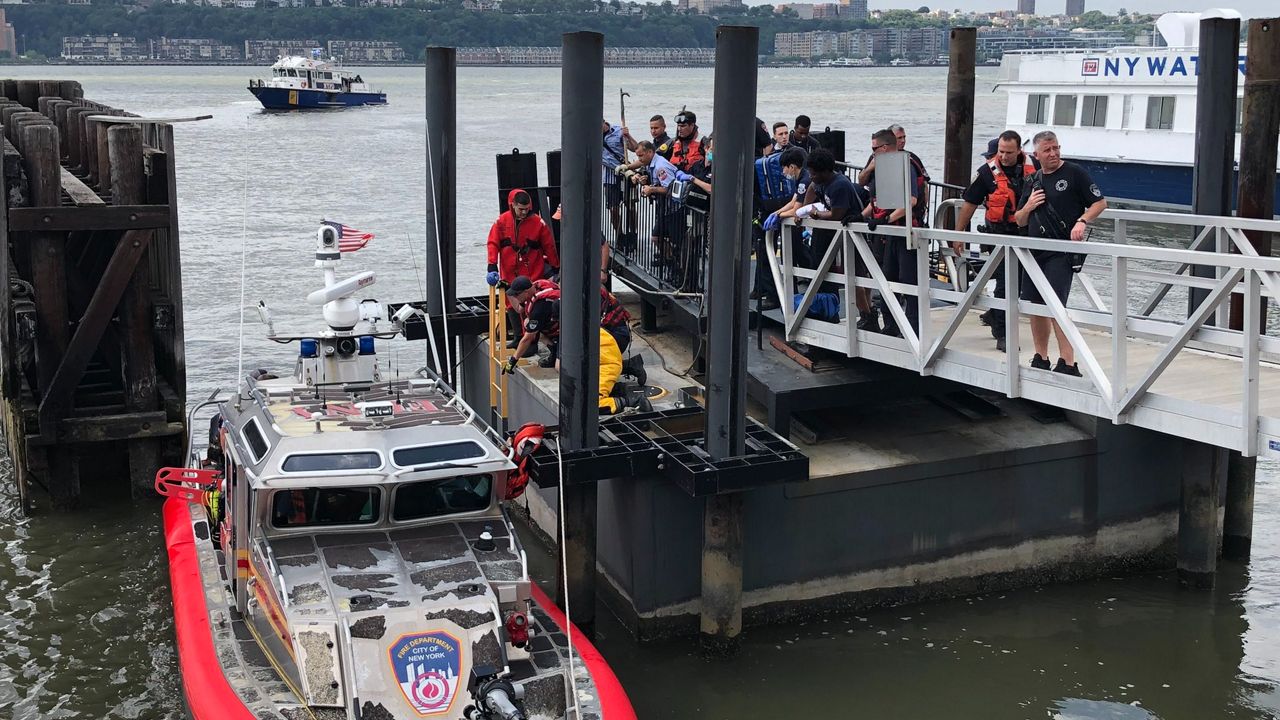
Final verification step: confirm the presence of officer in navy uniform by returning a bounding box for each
[955,131,1037,352]
[1014,130,1108,376]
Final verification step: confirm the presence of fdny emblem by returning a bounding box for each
[389,631,463,716]
[1081,58,1099,76]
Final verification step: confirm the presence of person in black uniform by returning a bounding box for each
[955,131,1036,352]
[1014,130,1108,376]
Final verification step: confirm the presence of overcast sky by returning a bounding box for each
[738,1,1274,18]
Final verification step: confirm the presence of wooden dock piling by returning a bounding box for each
[0,78,186,511]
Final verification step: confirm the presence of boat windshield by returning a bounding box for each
[393,475,492,521]
[271,487,380,528]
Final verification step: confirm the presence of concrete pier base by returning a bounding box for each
[699,493,744,656]
[1177,439,1224,588]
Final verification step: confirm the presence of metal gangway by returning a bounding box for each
[766,208,1280,458]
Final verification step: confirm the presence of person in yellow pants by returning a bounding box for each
[598,327,624,414]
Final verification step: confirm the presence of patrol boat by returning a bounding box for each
[248,54,387,109]
[157,223,634,720]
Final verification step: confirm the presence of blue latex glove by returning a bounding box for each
[486,271,501,287]
[763,212,781,231]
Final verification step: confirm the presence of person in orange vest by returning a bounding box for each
[954,131,1037,353]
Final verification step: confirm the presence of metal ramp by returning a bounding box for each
[766,208,1280,458]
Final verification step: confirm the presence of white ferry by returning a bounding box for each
[997,11,1280,210]
[248,54,387,110]
[818,56,874,67]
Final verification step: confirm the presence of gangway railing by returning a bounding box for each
[765,208,1280,457]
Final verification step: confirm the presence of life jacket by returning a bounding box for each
[504,422,545,500]
[983,157,1036,226]
[670,133,707,173]
[522,281,561,317]
[600,287,631,330]
[754,153,796,204]
[488,188,560,282]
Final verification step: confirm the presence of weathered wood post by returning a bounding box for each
[109,123,161,497]
[22,122,79,508]
[1224,17,1280,561]
[701,24,758,656]
[16,80,38,110]
[557,29,604,637]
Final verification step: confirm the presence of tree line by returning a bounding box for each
[3,4,961,60]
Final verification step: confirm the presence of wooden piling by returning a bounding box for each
[0,77,188,511]
[1224,17,1280,561]
[1178,439,1223,587]
[0,79,15,101]
[943,27,976,207]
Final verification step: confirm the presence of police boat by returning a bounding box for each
[248,54,388,110]
[157,223,634,720]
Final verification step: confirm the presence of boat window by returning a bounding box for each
[1145,96,1176,130]
[243,419,269,462]
[282,452,382,473]
[287,69,297,77]
[1081,95,1108,128]
[1025,94,1049,124]
[1053,95,1077,126]
[393,441,487,467]
[271,487,380,528]
[393,475,492,521]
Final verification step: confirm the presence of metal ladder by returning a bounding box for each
[487,286,511,432]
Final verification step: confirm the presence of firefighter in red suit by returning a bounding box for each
[486,188,559,289]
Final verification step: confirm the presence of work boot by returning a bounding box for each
[856,309,882,334]
[621,355,647,386]
[537,354,557,369]
[1053,358,1082,377]
[1030,353,1051,370]
[989,320,1005,340]
[996,336,1006,353]
[979,308,997,327]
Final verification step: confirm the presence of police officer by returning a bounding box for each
[862,129,922,336]
[1013,130,1108,376]
[954,131,1036,353]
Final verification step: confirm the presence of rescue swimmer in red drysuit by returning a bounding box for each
[486,188,559,291]
[502,276,649,414]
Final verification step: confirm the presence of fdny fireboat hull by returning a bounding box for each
[248,85,388,110]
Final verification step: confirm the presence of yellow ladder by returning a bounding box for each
[487,286,511,430]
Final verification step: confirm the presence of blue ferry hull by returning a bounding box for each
[248,85,387,110]
[1074,158,1280,214]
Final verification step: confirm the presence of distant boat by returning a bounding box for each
[889,58,914,67]
[248,54,387,110]
[818,56,874,67]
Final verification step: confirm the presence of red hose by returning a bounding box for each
[529,583,637,720]
[163,497,256,720]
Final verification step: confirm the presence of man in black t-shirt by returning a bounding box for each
[789,115,822,155]
[1014,130,1107,376]
[956,131,1036,352]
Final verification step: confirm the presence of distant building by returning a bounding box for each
[811,3,840,18]
[326,40,405,63]
[244,39,321,63]
[150,37,241,61]
[67,0,91,4]
[777,3,814,19]
[1017,0,1034,15]
[62,34,148,61]
[867,27,945,59]
[687,0,741,13]
[0,10,15,58]
[1065,0,1084,16]
[774,29,880,59]
[456,46,715,66]
[842,0,867,21]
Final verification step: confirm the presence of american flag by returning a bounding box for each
[322,220,374,253]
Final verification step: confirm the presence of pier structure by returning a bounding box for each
[0,79,188,510]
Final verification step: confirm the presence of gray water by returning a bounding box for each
[0,64,1278,720]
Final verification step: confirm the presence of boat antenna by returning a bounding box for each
[423,114,455,385]
[235,118,251,403]
[404,232,426,305]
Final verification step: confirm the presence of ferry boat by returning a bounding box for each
[818,56,874,67]
[997,11,1280,210]
[249,54,387,110]
[158,224,634,720]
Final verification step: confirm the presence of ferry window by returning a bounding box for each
[393,475,492,521]
[393,441,487,467]
[1053,95,1077,126]
[1081,95,1108,128]
[1146,96,1176,130]
[243,420,269,462]
[282,452,382,473]
[1025,94,1049,124]
[271,487,380,528]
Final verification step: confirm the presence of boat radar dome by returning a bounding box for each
[1155,9,1242,47]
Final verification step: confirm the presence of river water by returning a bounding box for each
[0,64,1278,720]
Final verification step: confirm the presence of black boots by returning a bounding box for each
[621,354,647,386]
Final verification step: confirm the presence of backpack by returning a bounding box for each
[755,153,796,204]
[793,292,841,323]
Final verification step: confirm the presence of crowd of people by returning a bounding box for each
[482,108,1107,398]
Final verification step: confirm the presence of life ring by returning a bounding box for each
[300,81,308,89]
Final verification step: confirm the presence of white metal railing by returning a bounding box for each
[765,208,1280,456]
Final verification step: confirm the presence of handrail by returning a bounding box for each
[766,209,1280,458]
